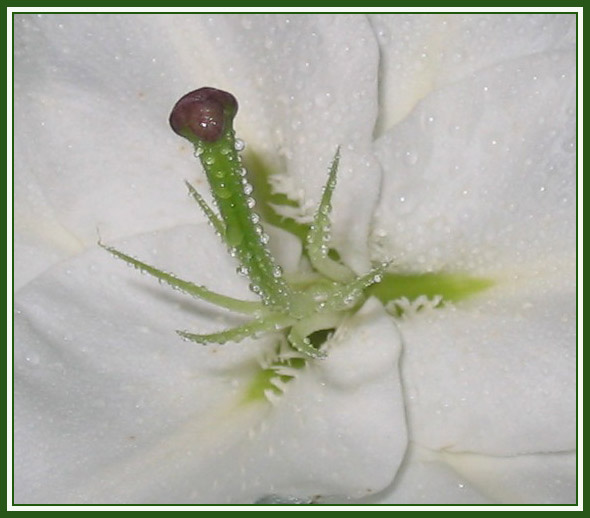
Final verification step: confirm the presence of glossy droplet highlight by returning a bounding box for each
[169,87,238,143]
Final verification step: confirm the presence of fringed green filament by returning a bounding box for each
[185,180,225,237]
[305,148,355,283]
[288,324,327,359]
[325,261,391,312]
[100,243,263,314]
[177,313,294,345]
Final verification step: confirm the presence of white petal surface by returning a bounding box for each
[372,51,575,276]
[368,26,576,462]
[442,448,577,504]
[368,13,576,134]
[14,13,382,288]
[14,14,207,288]
[14,225,406,504]
[354,444,576,504]
[397,275,575,456]
[198,14,382,272]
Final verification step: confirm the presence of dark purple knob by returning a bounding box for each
[169,87,238,143]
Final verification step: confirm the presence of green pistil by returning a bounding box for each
[107,86,498,406]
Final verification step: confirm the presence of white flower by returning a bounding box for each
[13,12,577,505]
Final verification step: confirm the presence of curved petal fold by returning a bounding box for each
[15,225,406,503]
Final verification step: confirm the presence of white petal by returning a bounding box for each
[357,445,494,504]
[397,275,575,456]
[15,225,406,503]
[367,32,577,494]
[345,444,576,504]
[202,14,382,272]
[368,13,576,134]
[372,51,575,276]
[14,14,217,286]
[15,13,382,288]
[443,447,577,504]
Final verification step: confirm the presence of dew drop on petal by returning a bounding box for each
[404,150,418,166]
[236,265,249,276]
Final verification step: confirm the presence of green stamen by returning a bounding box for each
[103,86,495,402]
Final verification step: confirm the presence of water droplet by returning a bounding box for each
[243,183,253,195]
[25,353,40,365]
[260,233,270,244]
[204,155,215,165]
[214,184,232,199]
[236,265,249,276]
[234,138,245,151]
[562,140,575,153]
[250,213,260,224]
[452,51,464,63]
[246,197,256,208]
[314,91,332,108]
[404,150,418,165]
[238,167,247,177]
[272,265,283,278]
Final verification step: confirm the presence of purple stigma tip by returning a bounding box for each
[169,87,238,143]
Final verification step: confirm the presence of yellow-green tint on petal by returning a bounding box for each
[242,368,280,403]
[366,272,495,304]
[242,358,306,404]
